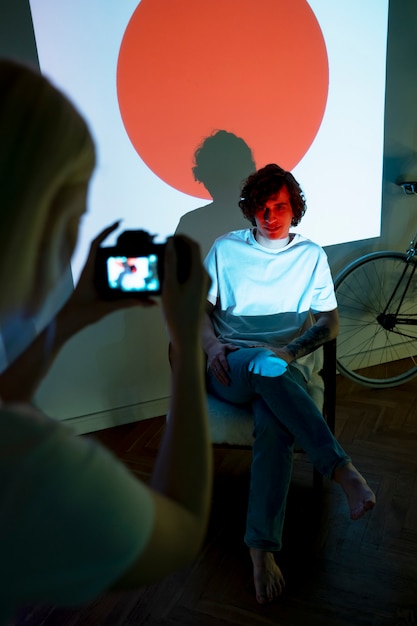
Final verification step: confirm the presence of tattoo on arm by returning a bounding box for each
[286,325,331,360]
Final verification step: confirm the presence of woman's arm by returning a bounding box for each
[113,236,213,586]
[0,222,154,402]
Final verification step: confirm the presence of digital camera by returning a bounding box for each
[94,229,190,299]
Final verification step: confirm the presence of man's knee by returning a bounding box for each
[252,407,294,447]
[248,350,288,378]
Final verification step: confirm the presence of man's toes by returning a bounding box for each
[364,499,376,511]
[350,499,375,520]
[350,508,362,520]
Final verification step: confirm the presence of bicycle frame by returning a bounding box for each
[378,231,417,335]
[405,227,417,261]
[334,212,417,387]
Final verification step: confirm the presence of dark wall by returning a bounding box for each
[0,1,38,66]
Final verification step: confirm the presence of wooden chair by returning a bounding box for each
[205,339,336,490]
[168,338,336,488]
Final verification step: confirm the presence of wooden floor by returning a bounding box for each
[13,374,417,626]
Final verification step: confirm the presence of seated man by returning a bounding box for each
[201,164,376,604]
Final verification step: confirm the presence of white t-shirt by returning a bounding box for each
[0,402,155,624]
[204,229,337,379]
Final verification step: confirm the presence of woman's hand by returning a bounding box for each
[62,221,156,332]
[162,235,210,352]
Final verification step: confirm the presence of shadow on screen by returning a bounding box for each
[175,130,256,258]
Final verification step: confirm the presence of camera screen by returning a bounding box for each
[106,255,160,293]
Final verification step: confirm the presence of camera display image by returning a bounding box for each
[94,229,190,299]
[106,255,160,293]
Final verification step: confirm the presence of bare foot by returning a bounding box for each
[334,462,376,520]
[249,548,285,604]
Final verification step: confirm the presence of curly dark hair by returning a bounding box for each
[238,164,306,227]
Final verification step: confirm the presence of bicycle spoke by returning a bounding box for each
[334,252,417,387]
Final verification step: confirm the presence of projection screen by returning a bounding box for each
[29,0,389,283]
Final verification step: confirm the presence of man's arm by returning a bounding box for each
[201,302,221,362]
[272,309,339,364]
[201,301,239,386]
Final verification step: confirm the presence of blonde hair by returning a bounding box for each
[0,59,95,313]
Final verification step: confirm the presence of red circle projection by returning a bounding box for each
[117,0,329,199]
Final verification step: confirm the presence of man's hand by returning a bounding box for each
[266,346,294,364]
[206,342,239,386]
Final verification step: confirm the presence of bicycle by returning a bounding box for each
[333,186,417,388]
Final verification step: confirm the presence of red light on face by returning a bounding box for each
[254,188,294,241]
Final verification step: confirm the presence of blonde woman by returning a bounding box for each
[0,59,212,623]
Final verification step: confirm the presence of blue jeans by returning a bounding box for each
[207,347,350,551]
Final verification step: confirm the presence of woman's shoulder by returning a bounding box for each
[0,402,69,459]
[0,401,63,427]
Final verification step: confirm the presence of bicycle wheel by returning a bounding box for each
[334,251,417,387]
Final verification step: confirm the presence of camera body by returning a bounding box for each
[94,230,190,300]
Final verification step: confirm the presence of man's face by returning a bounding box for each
[254,185,294,241]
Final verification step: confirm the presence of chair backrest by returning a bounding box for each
[321,338,336,434]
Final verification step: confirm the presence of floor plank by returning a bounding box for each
[12,373,417,625]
